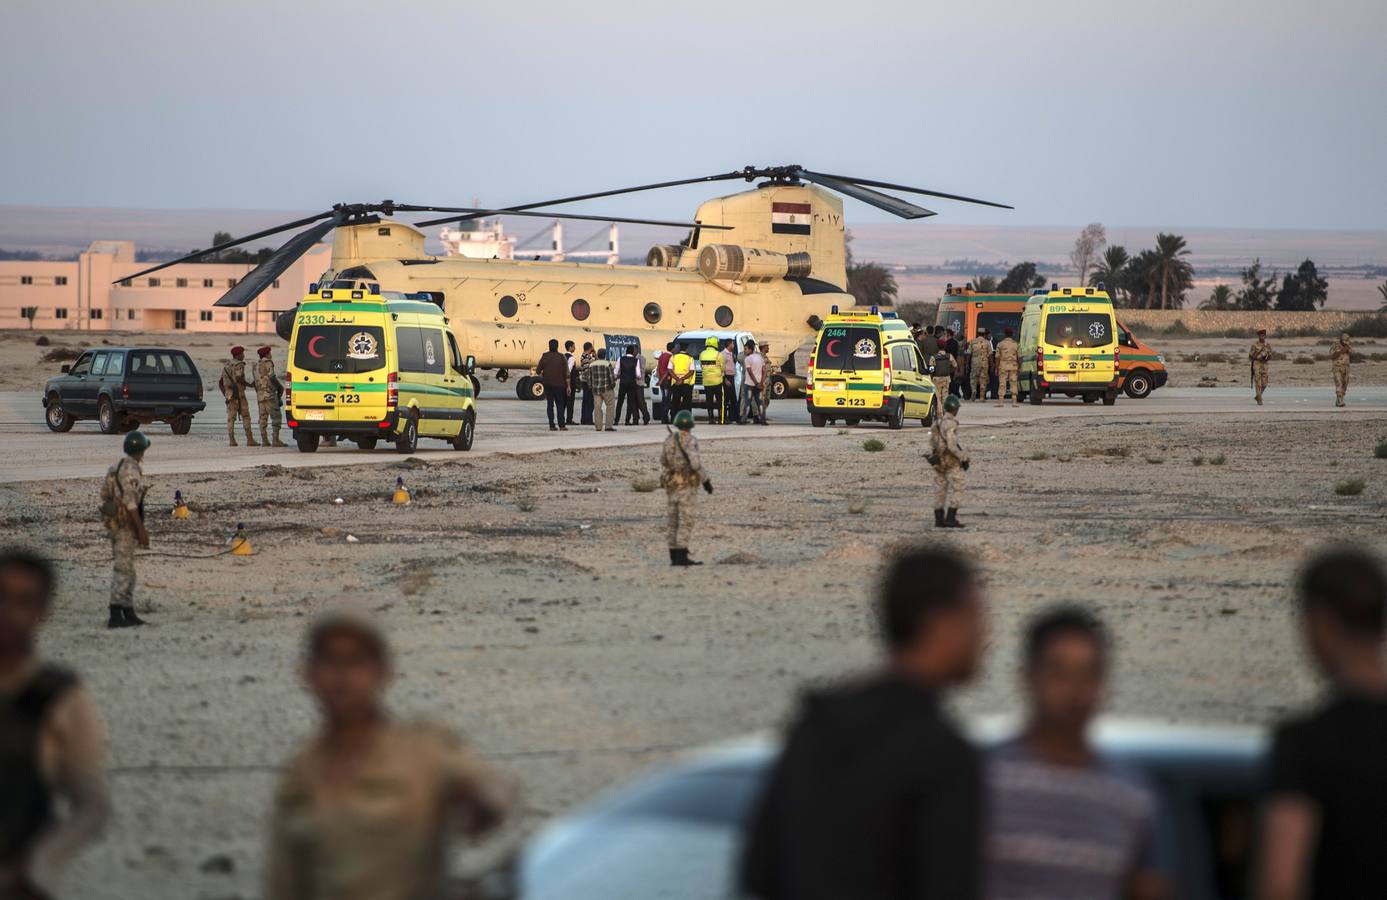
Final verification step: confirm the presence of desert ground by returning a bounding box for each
[1,328,1387,898]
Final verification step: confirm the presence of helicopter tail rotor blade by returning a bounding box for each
[114,210,337,284]
[797,171,936,219]
[801,171,1013,210]
[212,217,339,308]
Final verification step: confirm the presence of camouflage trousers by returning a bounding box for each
[1252,363,1269,403]
[226,392,253,441]
[933,377,952,400]
[110,528,137,608]
[997,367,1019,406]
[934,462,965,510]
[257,393,282,439]
[1333,364,1350,405]
[666,485,698,549]
[971,367,989,401]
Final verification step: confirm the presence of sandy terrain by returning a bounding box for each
[1,391,1384,897]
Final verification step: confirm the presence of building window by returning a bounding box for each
[119,279,132,288]
[203,278,214,288]
[272,280,280,289]
[55,276,68,286]
[227,278,237,288]
[90,309,103,320]
[176,278,188,288]
[174,310,187,330]
[199,311,213,322]
[20,276,32,285]
[55,308,68,319]
[570,298,590,321]
[148,277,161,287]
[127,310,137,320]
[230,311,245,322]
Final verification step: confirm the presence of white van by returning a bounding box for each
[649,329,758,420]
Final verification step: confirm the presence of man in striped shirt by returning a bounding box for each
[984,607,1166,900]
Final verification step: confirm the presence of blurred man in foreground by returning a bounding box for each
[0,549,109,899]
[740,546,987,899]
[266,613,516,900]
[1259,548,1387,900]
[985,607,1165,900]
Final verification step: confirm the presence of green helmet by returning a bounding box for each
[123,430,151,456]
[673,409,695,430]
[943,395,961,413]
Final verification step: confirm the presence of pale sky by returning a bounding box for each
[3,0,1385,230]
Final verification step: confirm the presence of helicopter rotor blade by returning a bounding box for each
[796,172,936,219]
[800,171,1013,210]
[402,206,730,231]
[212,217,340,308]
[114,210,337,284]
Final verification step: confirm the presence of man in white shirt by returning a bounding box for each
[741,340,767,425]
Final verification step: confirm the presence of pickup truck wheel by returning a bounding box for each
[395,414,419,454]
[296,432,320,453]
[452,411,475,451]
[170,415,192,435]
[771,376,788,399]
[1123,369,1153,399]
[45,394,75,432]
[98,398,121,434]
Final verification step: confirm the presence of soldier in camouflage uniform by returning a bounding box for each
[1330,332,1352,407]
[760,343,774,422]
[660,410,713,566]
[254,346,288,446]
[968,329,993,401]
[101,431,151,628]
[929,395,969,529]
[221,346,258,446]
[1249,328,1272,405]
[994,327,1020,407]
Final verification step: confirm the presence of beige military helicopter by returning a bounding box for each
[119,165,1009,399]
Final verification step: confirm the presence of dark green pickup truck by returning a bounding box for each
[43,347,207,435]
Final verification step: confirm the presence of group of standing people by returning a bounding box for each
[655,337,773,426]
[220,345,285,447]
[1249,329,1357,408]
[534,339,654,432]
[912,323,1021,407]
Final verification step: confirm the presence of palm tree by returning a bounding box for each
[1200,284,1234,310]
[1377,279,1387,312]
[1152,233,1194,309]
[1089,245,1130,303]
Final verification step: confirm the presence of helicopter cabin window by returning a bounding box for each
[498,295,518,318]
[643,302,662,324]
[571,299,590,321]
[714,305,734,328]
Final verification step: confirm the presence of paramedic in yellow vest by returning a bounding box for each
[668,344,695,418]
[698,336,724,424]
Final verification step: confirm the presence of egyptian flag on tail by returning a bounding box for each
[771,201,812,235]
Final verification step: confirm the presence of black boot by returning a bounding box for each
[934,509,947,529]
[945,508,966,528]
[684,549,703,566]
[669,548,680,566]
[122,606,146,626]
[107,605,125,629]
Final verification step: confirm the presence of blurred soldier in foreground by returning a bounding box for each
[740,546,987,900]
[986,607,1165,900]
[1249,328,1272,405]
[254,346,287,447]
[1329,332,1352,407]
[267,613,515,900]
[968,328,993,402]
[220,346,257,446]
[0,549,109,899]
[660,410,712,566]
[930,395,969,529]
[1259,548,1387,900]
[994,327,1020,407]
[100,431,150,628]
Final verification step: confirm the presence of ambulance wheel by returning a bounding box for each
[354,437,378,450]
[469,375,481,397]
[296,433,320,453]
[1102,390,1118,406]
[452,411,475,451]
[921,403,935,426]
[395,414,419,454]
[170,415,192,435]
[45,394,74,432]
[810,412,827,428]
[1083,393,1099,404]
[1123,369,1153,399]
[1028,379,1044,405]
[887,398,905,430]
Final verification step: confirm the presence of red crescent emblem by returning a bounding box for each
[825,338,841,358]
[307,335,325,357]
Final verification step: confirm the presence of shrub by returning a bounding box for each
[1334,478,1366,497]
[1144,456,1165,465]
[1219,327,1256,339]
[1293,355,1314,365]
[516,496,539,512]
[1162,320,1192,337]
[847,498,868,514]
[863,438,885,453]
[1272,326,1324,339]
[34,335,50,346]
[1345,315,1387,338]
[1202,352,1230,364]
[1374,440,1387,460]
[630,477,659,493]
[1209,453,1227,465]
[1192,456,1205,466]
[41,347,80,363]
[1103,446,1131,458]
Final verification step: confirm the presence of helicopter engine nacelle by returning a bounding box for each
[696,244,812,283]
[646,245,685,268]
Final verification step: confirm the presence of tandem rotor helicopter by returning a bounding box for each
[120,165,1010,399]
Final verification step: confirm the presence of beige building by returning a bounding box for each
[0,240,330,333]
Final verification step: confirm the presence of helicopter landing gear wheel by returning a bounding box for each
[495,368,509,383]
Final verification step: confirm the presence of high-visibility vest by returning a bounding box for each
[698,347,722,386]
[670,352,693,380]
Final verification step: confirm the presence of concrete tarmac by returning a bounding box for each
[1,385,1384,483]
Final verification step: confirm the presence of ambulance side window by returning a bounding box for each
[890,345,916,373]
[1120,329,1138,348]
[447,332,464,373]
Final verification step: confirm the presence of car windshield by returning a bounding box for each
[128,351,193,375]
[1045,312,1113,349]
[293,325,387,374]
[815,326,881,371]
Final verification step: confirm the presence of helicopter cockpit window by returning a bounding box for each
[337,266,376,281]
[571,299,591,321]
[498,295,518,318]
[643,302,662,324]
[714,306,734,328]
